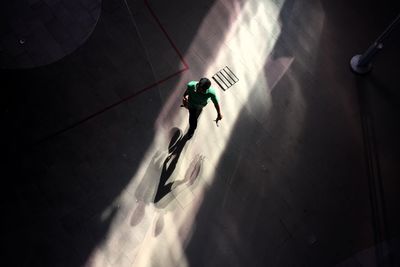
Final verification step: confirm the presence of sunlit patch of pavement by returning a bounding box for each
[84,0,317,265]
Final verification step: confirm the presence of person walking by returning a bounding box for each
[182,78,222,138]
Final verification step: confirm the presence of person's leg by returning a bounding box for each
[188,107,202,134]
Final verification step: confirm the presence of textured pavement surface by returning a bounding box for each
[0,0,101,69]
[2,0,400,266]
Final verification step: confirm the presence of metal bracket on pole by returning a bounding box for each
[350,13,400,75]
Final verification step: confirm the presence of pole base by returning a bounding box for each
[350,54,372,74]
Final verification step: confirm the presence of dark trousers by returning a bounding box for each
[188,107,203,133]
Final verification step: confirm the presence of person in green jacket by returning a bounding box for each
[182,78,223,138]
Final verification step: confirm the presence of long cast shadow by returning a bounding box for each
[154,128,190,203]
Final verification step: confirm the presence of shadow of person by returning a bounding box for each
[154,129,190,203]
[130,150,165,227]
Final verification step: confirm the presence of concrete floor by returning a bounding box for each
[2,0,400,266]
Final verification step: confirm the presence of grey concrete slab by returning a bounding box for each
[2,0,400,266]
[0,0,101,68]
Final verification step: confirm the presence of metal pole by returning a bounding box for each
[350,13,400,74]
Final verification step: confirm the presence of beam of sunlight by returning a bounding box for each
[85,0,326,266]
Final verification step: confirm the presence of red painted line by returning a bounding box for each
[37,68,187,144]
[35,0,189,145]
[144,0,189,69]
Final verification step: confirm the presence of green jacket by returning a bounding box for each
[186,81,219,109]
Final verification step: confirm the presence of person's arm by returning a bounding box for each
[182,87,189,108]
[214,102,223,121]
[210,92,222,121]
